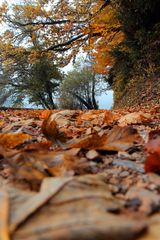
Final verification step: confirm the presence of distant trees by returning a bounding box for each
[60,60,106,110]
[0,57,62,108]
[23,58,62,109]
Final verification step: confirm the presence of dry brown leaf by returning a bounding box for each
[144,130,160,174]
[69,126,143,152]
[38,110,52,119]
[48,110,78,127]
[24,141,52,151]
[77,110,116,126]
[0,133,32,148]
[9,177,73,233]
[41,118,67,146]
[137,214,160,240]
[0,120,5,128]
[11,175,146,240]
[102,110,117,125]
[118,112,151,127]
[0,190,9,240]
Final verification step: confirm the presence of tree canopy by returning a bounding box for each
[0,0,111,66]
[0,0,160,108]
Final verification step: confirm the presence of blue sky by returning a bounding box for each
[97,91,113,109]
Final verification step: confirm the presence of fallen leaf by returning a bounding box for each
[0,120,5,128]
[10,175,146,240]
[41,119,67,146]
[38,110,52,119]
[145,130,160,154]
[48,110,78,127]
[0,133,32,148]
[9,177,73,233]
[0,190,9,240]
[118,112,151,127]
[102,110,117,125]
[138,213,160,240]
[125,186,160,215]
[145,153,160,174]
[24,141,52,151]
[70,126,143,152]
[144,130,160,174]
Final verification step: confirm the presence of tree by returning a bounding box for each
[0,8,63,109]
[59,59,106,110]
[0,55,62,109]
[109,0,160,105]
[85,2,124,75]
[0,1,111,66]
[23,58,62,109]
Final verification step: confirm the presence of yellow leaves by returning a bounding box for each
[85,4,124,73]
[0,2,8,22]
[20,4,43,19]
[28,50,42,63]
[0,133,32,149]
[3,31,14,40]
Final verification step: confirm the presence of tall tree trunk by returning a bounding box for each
[91,77,98,109]
[45,81,56,109]
[38,93,51,109]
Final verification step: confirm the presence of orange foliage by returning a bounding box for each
[85,4,124,74]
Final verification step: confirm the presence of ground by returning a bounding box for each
[114,76,160,108]
[0,105,160,240]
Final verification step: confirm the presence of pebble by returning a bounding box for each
[86,150,99,160]
[120,171,129,178]
[110,177,120,185]
[108,184,119,194]
[147,183,157,191]
[104,158,113,165]
[118,151,136,161]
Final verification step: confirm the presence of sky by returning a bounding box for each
[97,91,113,109]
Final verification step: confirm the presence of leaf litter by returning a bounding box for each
[0,106,160,240]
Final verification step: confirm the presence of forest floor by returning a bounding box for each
[0,104,160,240]
[114,76,160,108]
